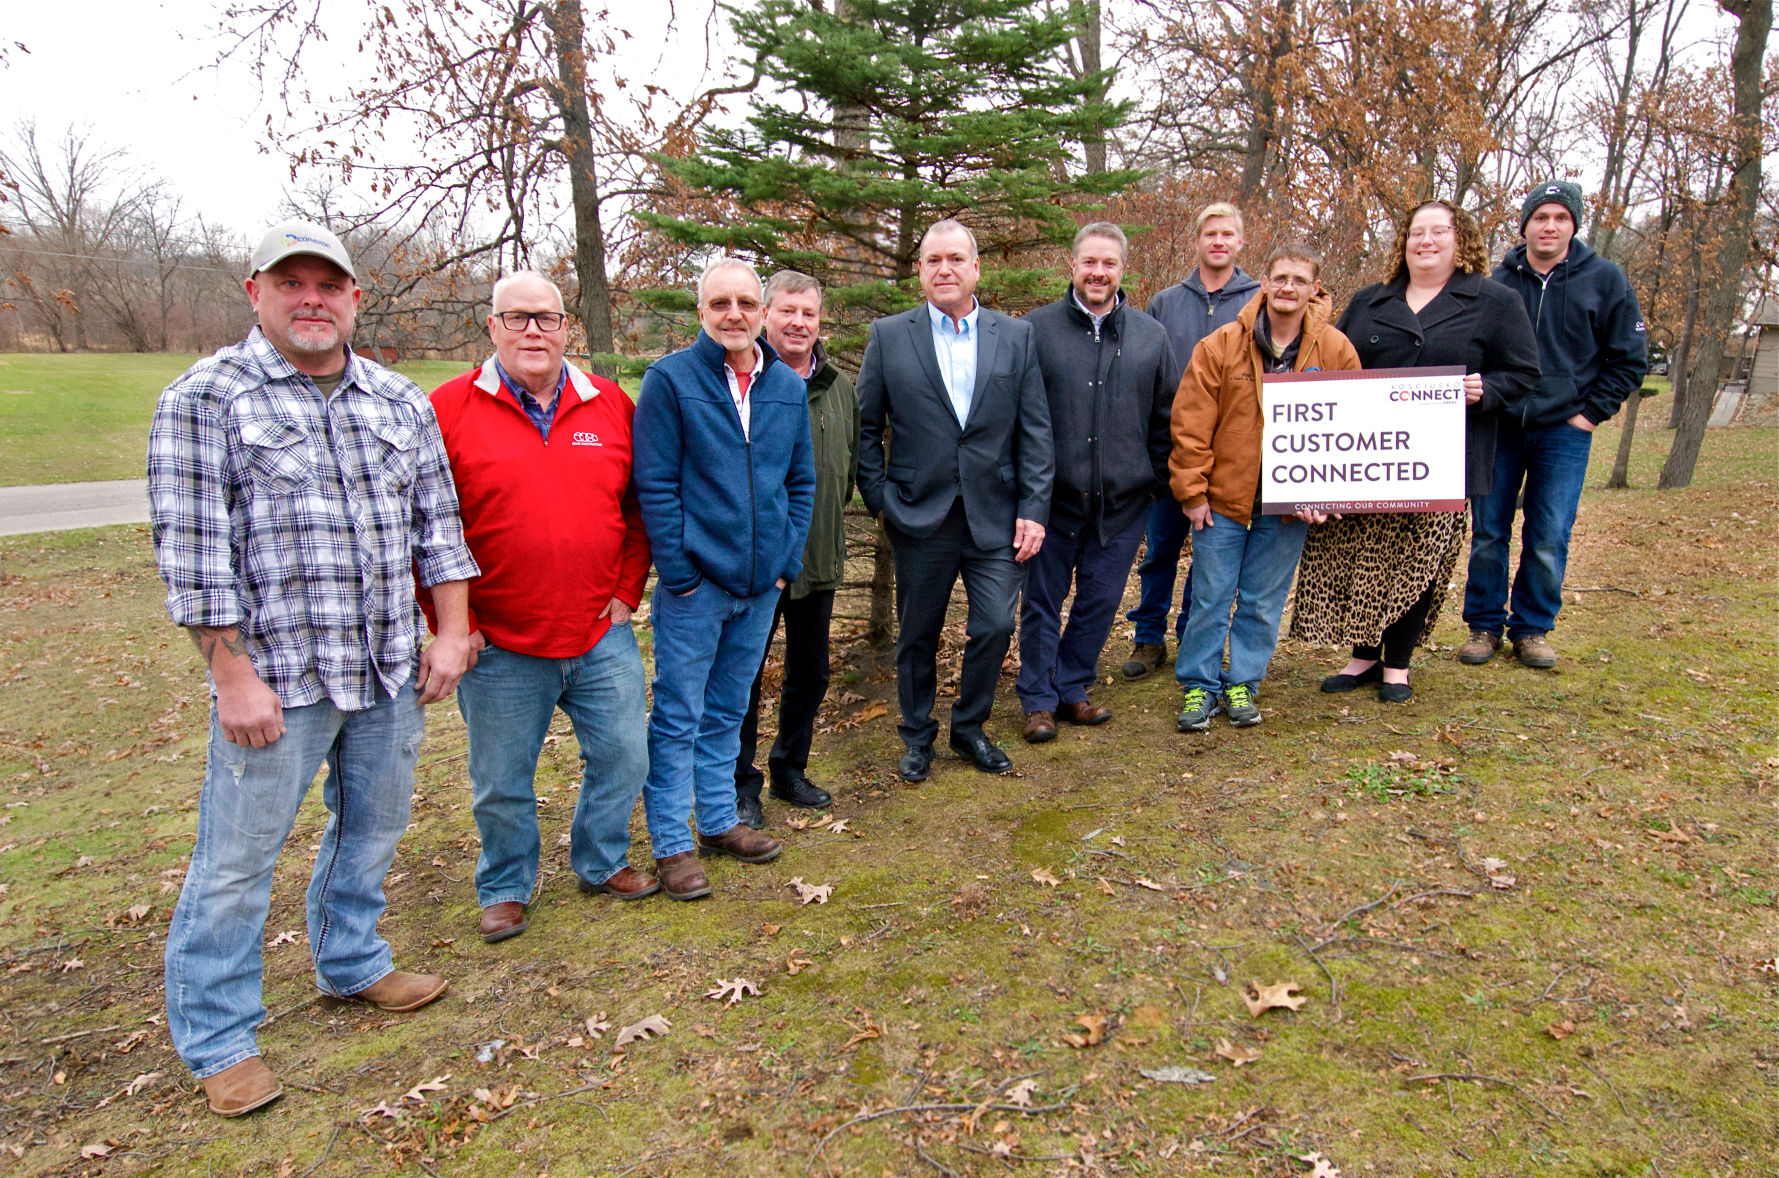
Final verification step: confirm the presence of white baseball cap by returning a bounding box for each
[249,220,356,281]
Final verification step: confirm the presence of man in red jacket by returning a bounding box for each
[425,271,655,944]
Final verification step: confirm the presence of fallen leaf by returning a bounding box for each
[1134,877,1164,891]
[58,959,83,973]
[784,815,810,831]
[1387,750,1420,764]
[705,978,761,1006]
[269,930,301,946]
[585,1013,611,1039]
[785,954,813,976]
[402,1075,450,1102]
[126,903,151,922]
[1214,1038,1261,1066]
[1650,827,1690,844]
[1296,1151,1342,1178]
[1030,867,1061,887]
[1481,857,1516,889]
[430,938,455,949]
[114,1030,149,1054]
[1242,980,1308,1016]
[828,819,851,834]
[1110,835,1126,847]
[1755,958,1777,974]
[842,1011,882,1048]
[991,1139,1014,1158]
[614,1015,672,1046]
[1096,877,1116,896]
[74,855,93,869]
[1140,1065,1217,1085]
[1004,1078,1040,1107]
[80,1144,112,1159]
[1061,1012,1108,1049]
[1672,1003,1692,1030]
[855,701,889,722]
[566,1036,584,1048]
[759,923,782,938]
[360,1101,402,1121]
[787,877,832,905]
[124,1071,162,1096]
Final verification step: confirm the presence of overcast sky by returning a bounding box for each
[0,1,744,237]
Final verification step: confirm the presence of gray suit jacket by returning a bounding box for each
[856,303,1054,550]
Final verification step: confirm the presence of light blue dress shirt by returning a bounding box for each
[927,299,981,427]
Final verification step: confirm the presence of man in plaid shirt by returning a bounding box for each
[148,220,480,1118]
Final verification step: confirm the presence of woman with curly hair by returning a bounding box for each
[1289,199,1540,702]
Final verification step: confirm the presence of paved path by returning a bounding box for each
[0,479,150,537]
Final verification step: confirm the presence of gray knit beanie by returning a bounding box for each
[1519,180,1584,236]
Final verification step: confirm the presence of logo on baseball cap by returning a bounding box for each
[249,219,356,281]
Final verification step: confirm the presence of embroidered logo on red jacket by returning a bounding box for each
[572,431,602,446]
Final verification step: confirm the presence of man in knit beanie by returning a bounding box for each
[1460,181,1647,670]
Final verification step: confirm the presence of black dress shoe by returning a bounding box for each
[948,732,1013,774]
[1378,681,1413,703]
[769,771,833,809]
[897,745,932,782]
[1319,662,1384,693]
[736,794,765,830]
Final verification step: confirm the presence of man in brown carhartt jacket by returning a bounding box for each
[1168,243,1361,732]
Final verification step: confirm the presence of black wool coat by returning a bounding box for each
[1023,293,1180,543]
[1335,270,1541,497]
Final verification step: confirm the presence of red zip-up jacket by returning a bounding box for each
[419,359,651,658]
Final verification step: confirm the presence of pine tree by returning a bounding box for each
[640,0,1139,348]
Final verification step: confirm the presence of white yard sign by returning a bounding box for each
[1260,366,1467,515]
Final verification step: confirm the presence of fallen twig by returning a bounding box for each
[859,902,907,910]
[1540,965,1579,1001]
[1325,881,1403,931]
[954,1141,1078,1162]
[485,1081,603,1123]
[296,1124,343,1178]
[1582,1061,1632,1118]
[809,1101,1070,1175]
[1406,1073,1567,1124]
[1571,586,1641,596]
[1292,932,1341,1021]
[39,1025,119,1045]
[910,1133,958,1176]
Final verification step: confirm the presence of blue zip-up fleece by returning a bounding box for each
[1142,266,1263,361]
[634,332,816,598]
[1493,239,1648,429]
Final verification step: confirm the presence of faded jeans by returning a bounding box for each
[1464,420,1595,640]
[1174,510,1309,696]
[164,679,423,1078]
[456,623,649,906]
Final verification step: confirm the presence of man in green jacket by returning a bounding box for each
[734,271,861,828]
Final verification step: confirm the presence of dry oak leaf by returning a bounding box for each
[269,930,301,946]
[1096,878,1117,896]
[361,1101,402,1121]
[827,818,851,834]
[124,1071,161,1097]
[1214,1038,1261,1066]
[1004,1078,1040,1107]
[472,1086,518,1108]
[785,954,814,976]
[784,815,811,831]
[1242,980,1308,1017]
[841,1012,882,1049]
[1030,867,1061,887]
[705,978,761,1006]
[58,959,83,973]
[614,1014,671,1046]
[585,1012,611,1039]
[1480,857,1516,890]
[1296,1151,1342,1178]
[125,903,151,922]
[787,877,833,905]
[1134,877,1165,891]
[1547,1020,1576,1041]
[855,701,889,722]
[402,1075,450,1102]
[1062,1012,1108,1049]
[80,1144,112,1160]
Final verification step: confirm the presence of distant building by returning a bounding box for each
[1708,298,1779,427]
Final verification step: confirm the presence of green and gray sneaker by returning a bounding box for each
[1223,683,1262,727]
[1177,687,1219,733]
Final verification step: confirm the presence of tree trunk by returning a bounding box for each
[1667,243,1701,428]
[1660,0,1770,488]
[1073,0,1107,175]
[1607,389,1641,488]
[545,0,615,363]
[868,517,896,649]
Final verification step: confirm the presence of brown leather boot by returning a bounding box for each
[1122,642,1167,679]
[202,1057,282,1118]
[654,851,712,900]
[478,901,528,943]
[337,971,449,1012]
[1458,630,1501,665]
[1512,632,1558,668]
[578,865,661,901]
[1022,710,1057,743]
[696,824,784,864]
[1057,700,1112,726]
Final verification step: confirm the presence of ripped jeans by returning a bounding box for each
[164,678,424,1078]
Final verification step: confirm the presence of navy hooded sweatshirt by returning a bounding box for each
[634,331,816,598]
[1143,266,1263,365]
[1492,239,1648,430]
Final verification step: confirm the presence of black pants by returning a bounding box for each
[735,588,835,802]
[1352,583,1439,670]
[889,499,1023,749]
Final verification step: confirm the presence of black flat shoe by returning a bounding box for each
[735,794,765,830]
[948,732,1013,774]
[898,745,932,783]
[769,772,833,809]
[1378,681,1413,704]
[1320,663,1384,693]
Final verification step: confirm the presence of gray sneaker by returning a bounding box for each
[1223,683,1262,728]
[1177,687,1219,733]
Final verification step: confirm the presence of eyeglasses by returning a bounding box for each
[1407,226,1455,241]
[1267,275,1316,288]
[495,310,566,331]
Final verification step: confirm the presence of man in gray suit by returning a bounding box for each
[857,219,1054,782]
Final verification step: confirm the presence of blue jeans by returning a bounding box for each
[1017,516,1146,712]
[1174,511,1309,695]
[165,680,423,1079]
[456,624,649,907]
[1127,498,1193,644]
[1464,421,1593,640]
[644,579,781,859]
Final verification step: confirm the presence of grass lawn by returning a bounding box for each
[0,419,1773,1176]
[0,354,478,487]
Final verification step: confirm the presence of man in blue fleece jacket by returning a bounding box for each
[633,257,816,901]
[1461,180,1647,670]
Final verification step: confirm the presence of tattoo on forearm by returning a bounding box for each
[186,626,248,668]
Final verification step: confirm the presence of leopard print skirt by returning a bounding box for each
[1288,509,1468,649]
